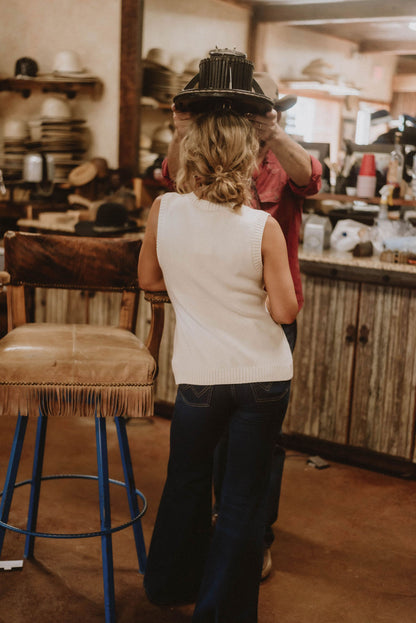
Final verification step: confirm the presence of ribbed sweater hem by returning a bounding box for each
[173,364,293,386]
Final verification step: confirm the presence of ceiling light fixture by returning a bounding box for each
[282,80,360,97]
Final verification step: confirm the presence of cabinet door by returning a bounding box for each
[349,284,416,459]
[285,275,360,443]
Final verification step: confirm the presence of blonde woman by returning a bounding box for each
[138,110,298,623]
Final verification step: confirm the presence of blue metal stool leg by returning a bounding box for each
[95,414,116,623]
[115,416,147,573]
[24,413,48,559]
[0,415,28,555]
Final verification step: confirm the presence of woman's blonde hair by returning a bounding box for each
[176,110,258,207]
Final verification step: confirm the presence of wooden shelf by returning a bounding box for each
[0,77,103,99]
[308,193,416,207]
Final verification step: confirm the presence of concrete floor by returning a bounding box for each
[0,414,415,623]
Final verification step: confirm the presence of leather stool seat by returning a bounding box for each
[0,323,157,418]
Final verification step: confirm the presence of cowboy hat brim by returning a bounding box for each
[74,220,141,237]
[173,89,274,115]
[252,73,298,112]
[273,94,298,112]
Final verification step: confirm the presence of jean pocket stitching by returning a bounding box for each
[249,382,289,404]
[178,384,213,407]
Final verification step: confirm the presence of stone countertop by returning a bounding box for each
[298,247,416,288]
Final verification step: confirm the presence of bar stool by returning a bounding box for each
[0,231,169,622]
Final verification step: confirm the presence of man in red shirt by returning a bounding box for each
[162,89,322,579]
[163,98,321,310]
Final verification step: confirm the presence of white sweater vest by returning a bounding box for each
[157,192,293,385]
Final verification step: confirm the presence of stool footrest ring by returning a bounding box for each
[0,473,147,539]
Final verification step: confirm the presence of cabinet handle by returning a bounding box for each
[359,325,369,344]
[345,324,357,343]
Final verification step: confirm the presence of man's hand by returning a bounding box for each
[247,109,282,147]
[248,108,312,187]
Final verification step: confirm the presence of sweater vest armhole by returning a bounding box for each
[251,211,268,275]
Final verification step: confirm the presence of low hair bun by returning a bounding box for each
[176,110,259,207]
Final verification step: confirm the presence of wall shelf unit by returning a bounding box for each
[0,77,103,100]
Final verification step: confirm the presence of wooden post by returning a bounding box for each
[119,0,144,182]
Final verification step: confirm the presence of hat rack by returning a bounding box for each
[0,77,103,100]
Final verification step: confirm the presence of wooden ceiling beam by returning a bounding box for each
[252,0,416,24]
[359,40,416,55]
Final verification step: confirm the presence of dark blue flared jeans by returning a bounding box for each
[213,321,297,549]
[144,380,290,623]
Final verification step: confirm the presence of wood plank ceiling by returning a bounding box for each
[224,0,416,62]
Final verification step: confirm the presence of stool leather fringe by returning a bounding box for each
[0,383,154,418]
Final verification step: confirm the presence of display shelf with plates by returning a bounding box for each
[0,97,91,184]
[26,118,89,183]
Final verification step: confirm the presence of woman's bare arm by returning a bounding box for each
[262,215,298,324]
[138,196,166,291]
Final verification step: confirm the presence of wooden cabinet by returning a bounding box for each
[349,283,416,459]
[285,268,416,462]
[284,276,359,444]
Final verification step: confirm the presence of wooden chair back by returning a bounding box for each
[3,230,141,333]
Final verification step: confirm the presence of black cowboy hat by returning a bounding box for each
[74,202,141,237]
[15,57,38,78]
[173,48,297,115]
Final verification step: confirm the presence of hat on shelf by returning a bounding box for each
[15,57,39,78]
[144,47,171,70]
[301,58,339,83]
[74,202,141,237]
[90,157,109,179]
[40,96,72,120]
[142,47,186,104]
[173,48,294,115]
[52,50,95,78]
[68,162,98,187]
[3,119,29,140]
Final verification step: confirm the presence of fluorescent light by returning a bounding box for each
[408,22,416,31]
[283,81,360,97]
